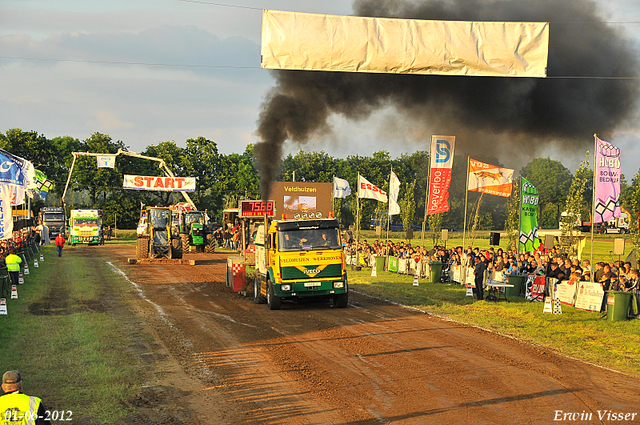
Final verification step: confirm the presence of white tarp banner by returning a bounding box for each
[123,175,196,192]
[262,10,549,78]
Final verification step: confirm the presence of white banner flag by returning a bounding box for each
[10,186,24,206]
[389,171,400,216]
[97,155,116,169]
[333,177,351,198]
[0,185,14,239]
[358,174,387,202]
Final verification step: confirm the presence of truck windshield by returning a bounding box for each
[278,228,341,251]
[74,218,98,226]
[44,213,64,221]
[149,209,170,230]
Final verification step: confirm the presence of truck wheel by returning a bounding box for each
[171,238,183,259]
[267,281,281,310]
[253,274,265,304]
[331,293,348,308]
[136,237,149,259]
[181,234,190,254]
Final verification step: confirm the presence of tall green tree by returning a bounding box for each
[520,158,572,228]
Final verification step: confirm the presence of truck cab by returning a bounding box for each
[254,217,348,310]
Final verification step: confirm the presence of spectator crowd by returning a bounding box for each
[342,233,639,297]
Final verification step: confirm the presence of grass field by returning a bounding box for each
[0,245,147,423]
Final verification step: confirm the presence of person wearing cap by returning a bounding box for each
[4,249,22,288]
[1,370,51,425]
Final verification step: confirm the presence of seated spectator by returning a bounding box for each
[547,262,566,281]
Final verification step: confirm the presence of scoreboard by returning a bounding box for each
[239,200,275,218]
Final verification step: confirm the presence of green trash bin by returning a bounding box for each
[506,275,525,298]
[375,256,385,274]
[606,291,632,322]
[428,261,443,283]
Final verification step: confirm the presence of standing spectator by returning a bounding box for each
[474,256,486,301]
[5,249,22,288]
[0,370,51,425]
[39,222,50,246]
[54,233,65,257]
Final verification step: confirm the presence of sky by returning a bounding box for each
[1,0,640,177]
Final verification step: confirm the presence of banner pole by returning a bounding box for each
[462,157,470,252]
[422,149,431,249]
[356,174,360,268]
[518,177,522,254]
[387,167,391,243]
[590,134,597,281]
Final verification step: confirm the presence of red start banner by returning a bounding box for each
[123,174,196,192]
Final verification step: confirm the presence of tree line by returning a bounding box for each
[3,129,639,233]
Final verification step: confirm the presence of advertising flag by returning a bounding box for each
[0,185,14,239]
[519,178,540,252]
[594,137,621,223]
[333,177,351,198]
[427,135,455,214]
[467,158,514,197]
[389,171,400,216]
[358,174,388,202]
[0,148,35,188]
[33,169,52,201]
[97,154,116,169]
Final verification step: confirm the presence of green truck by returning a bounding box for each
[69,209,103,245]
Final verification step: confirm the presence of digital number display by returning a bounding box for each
[239,200,275,218]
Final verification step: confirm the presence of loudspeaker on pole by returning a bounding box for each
[613,238,625,256]
[544,234,555,249]
[489,232,500,246]
[441,229,449,241]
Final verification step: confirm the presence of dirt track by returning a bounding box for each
[98,244,640,425]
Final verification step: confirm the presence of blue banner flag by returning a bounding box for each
[0,149,33,188]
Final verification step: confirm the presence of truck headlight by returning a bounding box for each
[281,284,292,291]
[333,282,344,289]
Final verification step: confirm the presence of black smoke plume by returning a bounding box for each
[255,0,639,199]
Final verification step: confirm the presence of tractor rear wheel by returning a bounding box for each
[136,237,149,259]
[180,234,190,254]
[171,237,183,259]
[205,234,215,253]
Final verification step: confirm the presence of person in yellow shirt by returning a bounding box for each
[4,249,22,288]
[0,370,51,425]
